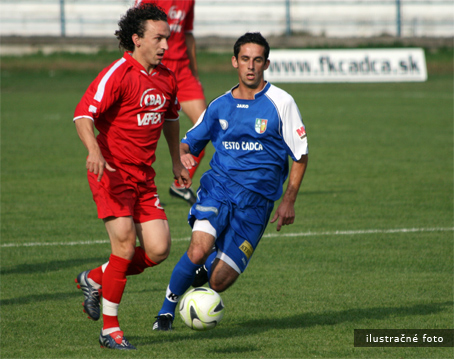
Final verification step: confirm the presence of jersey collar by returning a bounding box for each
[229,81,271,100]
[123,51,159,76]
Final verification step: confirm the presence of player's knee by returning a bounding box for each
[148,249,169,264]
[187,246,210,265]
[115,242,136,260]
[209,278,230,293]
[145,243,170,264]
[209,264,240,293]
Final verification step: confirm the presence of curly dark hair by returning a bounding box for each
[115,3,167,52]
[233,32,270,61]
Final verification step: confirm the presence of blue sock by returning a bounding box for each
[158,252,201,317]
[205,251,217,281]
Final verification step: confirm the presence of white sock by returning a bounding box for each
[103,327,121,336]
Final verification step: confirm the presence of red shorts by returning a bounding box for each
[87,165,167,223]
[163,58,205,103]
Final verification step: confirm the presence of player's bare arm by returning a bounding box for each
[74,117,116,182]
[163,120,191,188]
[271,154,308,231]
[185,32,199,79]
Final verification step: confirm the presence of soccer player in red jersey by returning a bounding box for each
[73,4,191,350]
[135,0,206,205]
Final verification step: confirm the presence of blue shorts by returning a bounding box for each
[188,171,274,273]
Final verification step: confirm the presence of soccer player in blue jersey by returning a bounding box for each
[153,32,309,330]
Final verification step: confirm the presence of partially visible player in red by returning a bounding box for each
[135,0,206,205]
[73,3,191,350]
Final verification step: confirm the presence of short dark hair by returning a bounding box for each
[233,32,270,61]
[115,3,167,52]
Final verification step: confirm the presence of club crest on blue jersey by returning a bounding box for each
[219,119,228,130]
[255,118,268,134]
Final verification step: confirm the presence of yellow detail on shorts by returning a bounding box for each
[239,240,254,260]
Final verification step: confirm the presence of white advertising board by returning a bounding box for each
[265,48,427,83]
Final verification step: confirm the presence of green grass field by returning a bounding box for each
[1,48,453,358]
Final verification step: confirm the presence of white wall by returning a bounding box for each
[0,0,453,38]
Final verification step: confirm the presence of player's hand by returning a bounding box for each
[270,200,295,231]
[86,151,116,182]
[180,153,198,170]
[174,163,192,189]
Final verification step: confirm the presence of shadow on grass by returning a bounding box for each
[132,301,453,348]
[240,301,454,329]
[0,256,108,275]
[1,256,107,306]
[0,283,163,306]
[0,291,83,306]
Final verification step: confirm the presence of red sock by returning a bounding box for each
[174,149,205,187]
[87,266,104,286]
[126,247,158,276]
[102,254,131,331]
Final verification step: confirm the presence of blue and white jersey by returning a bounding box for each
[182,82,308,201]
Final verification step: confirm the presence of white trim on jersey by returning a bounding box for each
[186,89,228,135]
[216,252,242,274]
[94,58,126,102]
[185,109,207,134]
[193,219,217,238]
[265,84,308,160]
[73,115,94,122]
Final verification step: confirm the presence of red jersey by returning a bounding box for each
[135,0,195,61]
[74,52,180,169]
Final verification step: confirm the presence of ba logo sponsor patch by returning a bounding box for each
[140,88,167,111]
[296,126,307,139]
[255,118,268,134]
[239,240,254,260]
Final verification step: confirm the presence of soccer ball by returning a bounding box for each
[179,287,225,331]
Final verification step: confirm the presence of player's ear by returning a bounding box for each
[232,56,239,69]
[132,34,141,48]
[264,59,270,71]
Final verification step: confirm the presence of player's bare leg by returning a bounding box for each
[104,217,137,260]
[187,230,216,265]
[135,219,171,264]
[208,258,239,292]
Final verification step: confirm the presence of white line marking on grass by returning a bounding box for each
[2,227,453,249]
[1,239,112,248]
[263,227,454,239]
